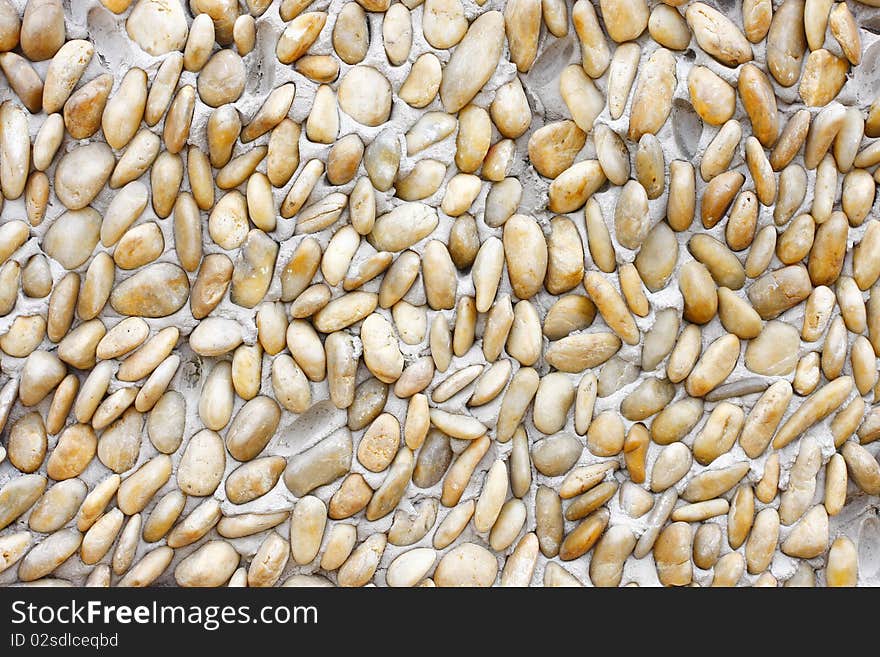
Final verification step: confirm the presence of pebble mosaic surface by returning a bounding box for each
[0,0,879,587]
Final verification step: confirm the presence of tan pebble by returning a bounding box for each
[102,67,148,150]
[687,66,735,127]
[649,3,690,50]
[747,264,812,319]
[142,490,186,543]
[654,522,692,587]
[740,380,793,457]
[664,160,695,232]
[620,377,674,422]
[434,542,496,587]
[628,47,676,141]
[558,65,603,134]
[175,541,239,587]
[842,170,875,227]
[32,113,64,171]
[0,315,47,358]
[805,102,847,170]
[504,299,540,366]
[531,432,582,476]
[776,214,815,265]
[842,441,880,494]
[745,224,777,274]
[565,481,617,523]
[0,532,31,576]
[685,4,752,65]
[288,496,326,565]
[801,285,835,341]
[0,50,43,113]
[42,40,94,114]
[569,1,608,78]
[63,73,112,139]
[283,428,352,497]
[592,125,629,187]
[764,0,806,87]
[101,181,148,247]
[773,376,852,449]
[825,536,858,587]
[548,160,607,214]
[542,295,597,342]
[799,48,848,107]
[55,319,104,370]
[190,253,233,319]
[473,460,509,533]
[482,139,516,181]
[503,214,547,300]
[53,142,114,211]
[365,446,414,521]
[558,461,619,500]
[0,474,46,533]
[710,552,745,587]
[399,53,442,109]
[601,42,638,120]
[205,105,241,170]
[117,546,173,587]
[807,210,848,285]
[831,396,864,450]
[109,513,141,575]
[18,528,81,582]
[527,120,586,179]
[558,507,609,562]
[329,473,373,520]
[651,442,693,492]
[19,350,66,407]
[679,261,717,324]
[381,3,412,66]
[276,10,327,63]
[332,3,368,65]
[19,0,64,61]
[439,11,504,113]
[142,52,182,125]
[115,455,171,517]
[490,78,531,141]
[781,505,829,558]
[387,548,437,588]
[702,170,744,229]
[681,462,750,502]
[369,202,438,252]
[753,453,780,505]
[247,531,289,588]
[81,508,124,566]
[717,287,762,339]
[336,65,392,128]
[590,525,636,587]
[824,453,847,517]
[28,478,85,534]
[387,498,436,546]
[693,524,724,571]
[689,234,745,290]
[320,524,357,571]
[738,63,779,148]
[264,119,300,189]
[635,134,665,198]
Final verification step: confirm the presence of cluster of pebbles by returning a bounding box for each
[0,0,879,588]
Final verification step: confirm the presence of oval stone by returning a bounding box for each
[53,142,115,210]
[42,209,101,270]
[110,263,190,317]
[337,66,392,127]
[745,320,800,375]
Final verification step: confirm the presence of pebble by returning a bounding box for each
[0,0,874,590]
